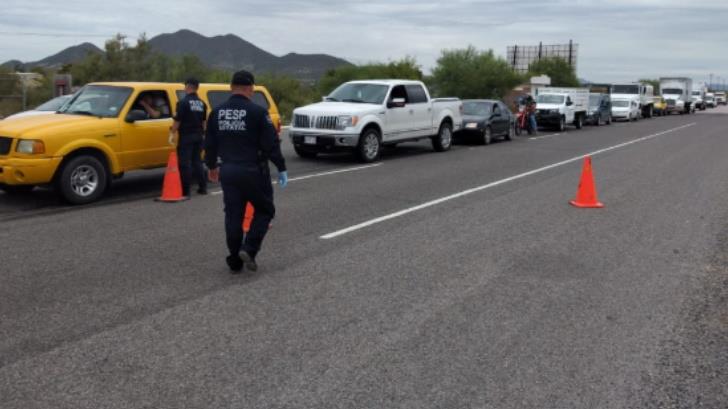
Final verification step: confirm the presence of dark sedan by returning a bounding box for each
[459,99,515,145]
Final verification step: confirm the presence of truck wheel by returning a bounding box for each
[481,126,492,145]
[357,128,381,163]
[558,116,566,132]
[0,185,35,194]
[606,115,612,125]
[294,146,318,159]
[432,122,453,152]
[575,115,583,129]
[57,155,108,205]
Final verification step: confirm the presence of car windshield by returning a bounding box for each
[612,100,630,107]
[35,95,73,112]
[60,85,132,118]
[462,101,493,116]
[537,94,565,104]
[662,88,682,95]
[613,85,640,94]
[328,83,389,104]
[589,95,602,107]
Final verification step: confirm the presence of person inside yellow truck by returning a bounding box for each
[135,92,170,119]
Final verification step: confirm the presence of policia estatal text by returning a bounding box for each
[205,71,288,273]
[172,78,208,196]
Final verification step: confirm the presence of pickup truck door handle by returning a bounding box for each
[409,109,414,114]
[103,133,117,138]
[427,108,432,112]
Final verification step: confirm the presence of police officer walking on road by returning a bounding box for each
[171,78,208,197]
[205,70,288,273]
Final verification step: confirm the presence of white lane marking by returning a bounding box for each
[210,163,383,195]
[320,123,696,240]
[528,133,560,140]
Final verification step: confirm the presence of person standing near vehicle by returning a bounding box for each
[171,78,208,196]
[205,70,288,273]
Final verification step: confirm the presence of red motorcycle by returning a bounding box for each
[515,105,535,136]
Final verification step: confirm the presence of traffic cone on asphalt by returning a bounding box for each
[243,202,254,233]
[569,156,604,208]
[155,151,188,202]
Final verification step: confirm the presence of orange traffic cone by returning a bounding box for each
[243,202,254,233]
[155,151,188,202]
[569,156,604,208]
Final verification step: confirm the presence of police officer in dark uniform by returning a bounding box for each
[172,78,208,196]
[205,70,288,273]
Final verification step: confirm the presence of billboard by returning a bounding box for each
[507,41,578,74]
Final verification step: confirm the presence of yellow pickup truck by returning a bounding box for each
[0,82,280,204]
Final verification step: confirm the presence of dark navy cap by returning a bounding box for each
[231,70,255,86]
[185,77,200,87]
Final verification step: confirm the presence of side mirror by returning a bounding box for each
[566,100,574,106]
[125,109,147,123]
[387,98,406,108]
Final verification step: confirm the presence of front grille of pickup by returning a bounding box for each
[315,116,338,130]
[293,114,310,128]
[0,137,12,155]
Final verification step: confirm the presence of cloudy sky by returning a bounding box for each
[1,0,727,84]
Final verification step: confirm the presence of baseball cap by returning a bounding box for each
[185,77,200,87]
[231,70,255,86]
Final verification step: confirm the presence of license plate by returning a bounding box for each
[304,136,316,145]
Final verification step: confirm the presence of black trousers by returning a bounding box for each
[220,163,275,258]
[177,140,206,196]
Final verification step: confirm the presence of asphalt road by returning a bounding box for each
[1,108,727,408]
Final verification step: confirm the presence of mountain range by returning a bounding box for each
[2,30,352,82]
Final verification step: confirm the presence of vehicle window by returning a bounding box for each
[175,90,185,101]
[405,85,428,104]
[498,102,509,115]
[328,83,390,104]
[207,91,231,109]
[566,97,572,104]
[131,91,172,120]
[36,95,73,112]
[589,94,601,107]
[612,100,630,107]
[613,85,640,94]
[252,92,270,109]
[206,90,269,110]
[462,101,492,116]
[60,85,132,118]
[493,104,501,115]
[537,94,565,104]
[390,85,408,103]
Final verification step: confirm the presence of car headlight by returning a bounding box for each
[16,139,45,154]
[336,115,358,130]
[465,122,479,129]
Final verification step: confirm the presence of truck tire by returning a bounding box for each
[574,114,583,129]
[357,128,381,163]
[294,146,318,159]
[432,122,453,152]
[57,155,108,205]
[558,116,566,132]
[0,185,35,194]
[481,126,492,145]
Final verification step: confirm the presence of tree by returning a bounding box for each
[318,57,423,96]
[257,73,317,123]
[527,57,579,87]
[430,46,523,99]
[639,78,660,94]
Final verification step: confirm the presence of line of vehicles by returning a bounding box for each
[0,77,724,205]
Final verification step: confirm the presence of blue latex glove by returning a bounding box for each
[278,171,288,188]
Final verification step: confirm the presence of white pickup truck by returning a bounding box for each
[289,80,463,162]
[533,87,590,131]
